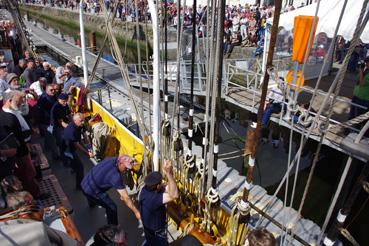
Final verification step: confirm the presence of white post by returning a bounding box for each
[79,1,88,87]
[148,0,161,171]
[262,23,270,75]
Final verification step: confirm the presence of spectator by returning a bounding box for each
[21,59,36,88]
[55,65,65,85]
[37,84,58,157]
[23,50,33,62]
[30,77,47,97]
[139,160,179,246]
[63,68,81,94]
[0,63,9,97]
[247,228,276,246]
[6,73,20,91]
[62,113,92,189]
[0,91,43,199]
[12,59,27,76]
[81,155,140,225]
[349,56,369,120]
[50,93,71,155]
[34,58,45,81]
[43,62,55,84]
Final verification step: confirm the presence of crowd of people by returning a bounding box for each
[23,0,278,53]
[0,50,87,200]
[0,47,280,244]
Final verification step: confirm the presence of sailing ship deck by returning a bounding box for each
[25,20,349,244]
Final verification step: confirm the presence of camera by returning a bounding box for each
[358,60,366,69]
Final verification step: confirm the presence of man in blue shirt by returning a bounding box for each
[62,113,93,189]
[81,155,141,225]
[63,68,81,94]
[139,160,179,246]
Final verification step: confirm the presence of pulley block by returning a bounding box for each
[298,112,313,128]
[173,137,183,152]
[161,120,171,137]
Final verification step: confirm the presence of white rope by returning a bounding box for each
[99,0,149,141]
[255,0,352,230]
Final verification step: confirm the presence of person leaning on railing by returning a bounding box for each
[349,56,369,121]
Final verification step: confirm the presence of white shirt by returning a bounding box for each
[55,66,65,85]
[267,87,284,104]
[30,81,43,96]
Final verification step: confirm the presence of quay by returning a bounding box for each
[26,18,363,161]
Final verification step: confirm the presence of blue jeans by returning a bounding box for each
[83,191,118,225]
[262,103,282,126]
[142,227,168,246]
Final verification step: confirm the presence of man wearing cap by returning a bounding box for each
[51,93,71,155]
[81,155,141,225]
[6,73,20,90]
[139,160,179,246]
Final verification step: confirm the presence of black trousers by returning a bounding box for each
[63,153,84,189]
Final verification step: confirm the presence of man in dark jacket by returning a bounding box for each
[0,91,41,198]
[139,160,179,246]
[50,93,71,155]
[12,59,26,76]
[38,84,57,157]
[42,62,55,84]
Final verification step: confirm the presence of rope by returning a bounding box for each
[346,195,369,231]
[255,0,353,231]
[339,228,359,246]
[87,2,118,85]
[134,0,144,124]
[170,0,185,136]
[317,2,369,242]
[99,0,149,142]
[330,110,369,131]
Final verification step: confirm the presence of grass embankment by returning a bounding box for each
[20,6,151,63]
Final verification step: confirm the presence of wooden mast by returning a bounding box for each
[241,0,283,208]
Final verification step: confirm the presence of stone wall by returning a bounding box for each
[20,4,178,45]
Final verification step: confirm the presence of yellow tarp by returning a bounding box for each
[90,99,145,165]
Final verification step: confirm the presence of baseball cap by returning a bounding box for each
[58,93,69,100]
[144,172,163,186]
[0,63,7,69]
[6,73,18,84]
